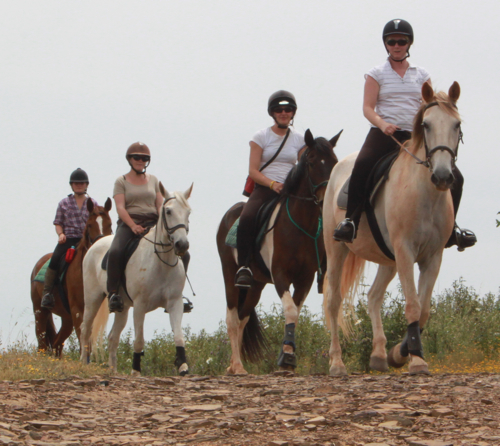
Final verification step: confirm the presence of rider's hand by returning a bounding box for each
[381,122,400,136]
[58,233,66,244]
[272,182,284,194]
[132,224,145,235]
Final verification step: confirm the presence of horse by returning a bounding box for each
[80,183,192,376]
[217,129,341,375]
[30,198,113,357]
[323,82,464,376]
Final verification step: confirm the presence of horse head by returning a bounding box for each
[82,197,113,251]
[300,128,341,202]
[159,182,192,256]
[416,81,462,191]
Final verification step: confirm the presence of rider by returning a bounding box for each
[235,91,307,288]
[107,142,191,312]
[333,19,476,251]
[41,169,99,309]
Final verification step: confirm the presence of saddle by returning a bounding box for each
[337,151,399,260]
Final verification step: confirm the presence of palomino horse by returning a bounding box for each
[323,82,464,376]
[80,183,192,376]
[30,198,113,357]
[217,129,341,374]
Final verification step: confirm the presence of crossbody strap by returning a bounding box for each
[259,128,291,172]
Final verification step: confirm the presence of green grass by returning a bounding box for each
[2,279,500,378]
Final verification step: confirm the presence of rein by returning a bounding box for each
[390,101,463,170]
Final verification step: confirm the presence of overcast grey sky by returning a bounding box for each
[1,1,499,346]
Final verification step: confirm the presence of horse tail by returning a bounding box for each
[46,314,57,351]
[322,251,365,337]
[91,298,109,363]
[238,288,270,363]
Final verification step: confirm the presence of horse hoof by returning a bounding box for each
[179,363,189,376]
[131,369,141,377]
[329,365,348,376]
[409,355,430,375]
[387,344,408,368]
[279,365,295,372]
[369,356,388,372]
[226,366,248,376]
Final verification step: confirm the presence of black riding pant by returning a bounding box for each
[346,127,463,228]
[237,184,278,267]
[48,237,81,271]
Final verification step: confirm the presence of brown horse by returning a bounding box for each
[217,129,340,374]
[30,198,112,357]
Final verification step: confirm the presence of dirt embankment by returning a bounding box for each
[1,372,499,446]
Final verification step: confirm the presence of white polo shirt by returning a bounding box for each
[366,59,431,132]
[251,127,305,183]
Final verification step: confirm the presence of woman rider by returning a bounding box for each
[107,142,191,312]
[235,91,307,288]
[333,19,476,251]
[41,168,99,309]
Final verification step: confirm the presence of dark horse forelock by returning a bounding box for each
[282,137,334,196]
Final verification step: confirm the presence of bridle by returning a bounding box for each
[141,196,190,267]
[392,101,463,170]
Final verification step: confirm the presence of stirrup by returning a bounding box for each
[108,293,124,313]
[333,218,356,243]
[455,225,477,252]
[41,293,55,310]
[235,266,253,288]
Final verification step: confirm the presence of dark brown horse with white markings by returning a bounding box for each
[217,129,341,374]
[30,198,112,357]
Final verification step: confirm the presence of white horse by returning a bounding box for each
[323,82,463,376]
[80,183,193,376]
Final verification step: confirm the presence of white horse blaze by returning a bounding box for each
[96,216,103,234]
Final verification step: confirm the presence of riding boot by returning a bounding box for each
[41,267,57,309]
[235,266,253,288]
[333,218,356,243]
[108,293,124,313]
[445,223,477,251]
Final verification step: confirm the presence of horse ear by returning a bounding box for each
[159,181,168,199]
[104,197,112,211]
[87,198,94,213]
[184,183,194,200]
[304,129,314,148]
[421,81,434,103]
[329,129,343,148]
[448,81,460,103]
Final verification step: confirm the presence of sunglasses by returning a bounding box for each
[130,155,150,162]
[274,107,294,114]
[386,39,409,47]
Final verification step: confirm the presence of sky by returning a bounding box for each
[1,1,499,348]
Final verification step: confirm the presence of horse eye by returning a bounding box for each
[166,209,172,215]
[422,121,430,130]
[455,122,461,130]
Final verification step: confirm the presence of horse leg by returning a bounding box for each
[367,265,397,372]
[392,247,429,375]
[167,295,188,376]
[325,243,350,376]
[226,306,249,375]
[80,295,105,364]
[53,315,74,358]
[131,306,147,377]
[107,308,129,373]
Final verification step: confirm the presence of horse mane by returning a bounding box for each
[405,91,461,155]
[282,137,335,196]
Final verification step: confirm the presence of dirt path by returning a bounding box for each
[1,372,499,446]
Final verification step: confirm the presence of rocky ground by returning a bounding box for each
[0,372,499,446]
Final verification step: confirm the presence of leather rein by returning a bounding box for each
[391,101,463,170]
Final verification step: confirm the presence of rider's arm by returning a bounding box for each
[55,224,66,244]
[249,141,281,192]
[114,194,142,232]
[363,75,399,135]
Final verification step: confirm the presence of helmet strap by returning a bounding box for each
[128,159,150,175]
[273,114,295,129]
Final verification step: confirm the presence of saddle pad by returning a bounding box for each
[225,218,239,249]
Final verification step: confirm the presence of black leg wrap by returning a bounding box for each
[174,346,187,369]
[277,323,297,368]
[400,321,424,359]
[132,351,144,372]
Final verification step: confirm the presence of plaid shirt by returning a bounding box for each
[53,195,99,238]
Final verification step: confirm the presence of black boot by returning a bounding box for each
[41,267,57,309]
[445,223,477,252]
[235,266,253,288]
[333,218,356,243]
[108,293,124,313]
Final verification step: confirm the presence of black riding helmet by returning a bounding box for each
[383,19,413,61]
[69,168,89,184]
[268,90,297,129]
